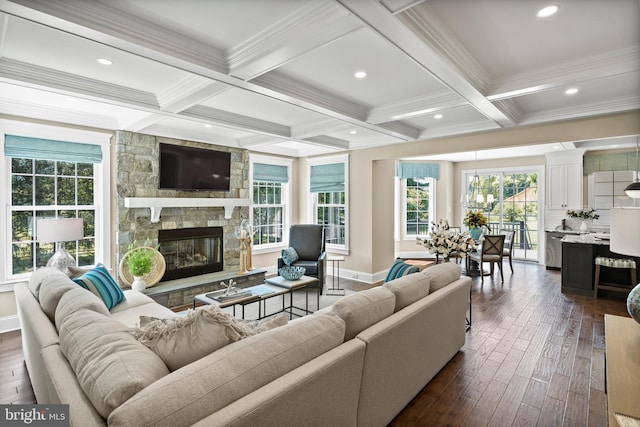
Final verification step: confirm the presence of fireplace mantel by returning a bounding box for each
[124,197,250,222]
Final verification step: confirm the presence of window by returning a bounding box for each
[309,154,348,252]
[250,156,291,249]
[10,158,96,275]
[404,177,435,236]
[1,126,110,282]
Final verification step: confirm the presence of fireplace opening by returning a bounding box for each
[158,227,223,281]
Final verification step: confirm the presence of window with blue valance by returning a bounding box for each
[253,163,288,183]
[310,163,345,193]
[4,134,103,163]
[395,162,440,180]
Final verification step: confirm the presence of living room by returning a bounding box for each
[1,1,639,426]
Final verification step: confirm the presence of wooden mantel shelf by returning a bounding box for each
[124,197,250,222]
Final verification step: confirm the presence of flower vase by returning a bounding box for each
[627,283,640,325]
[580,221,589,233]
[469,226,482,241]
[132,276,146,292]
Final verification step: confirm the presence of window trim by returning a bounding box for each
[1,120,111,284]
[307,154,349,254]
[249,154,292,254]
[402,176,436,240]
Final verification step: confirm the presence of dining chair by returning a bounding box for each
[466,234,506,282]
[499,229,515,273]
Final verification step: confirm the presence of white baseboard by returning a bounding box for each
[0,315,20,333]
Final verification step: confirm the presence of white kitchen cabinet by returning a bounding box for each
[547,163,582,209]
[588,170,638,224]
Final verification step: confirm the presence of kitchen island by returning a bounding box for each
[561,234,639,296]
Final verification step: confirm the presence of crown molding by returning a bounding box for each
[4,0,227,72]
[418,119,501,140]
[180,105,290,138]
[0,58,158,109]
[376,121,420,140]
[488,47,640,100]
[229,2,358,80]
[156,75,220,112]
[397,5,489,92]
[492,99,522,124]
[368,91,465,123]
[303,135,350,149]
[292,118,350,140]
[141,124,238,148]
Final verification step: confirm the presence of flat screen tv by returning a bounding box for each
[159,143,231,191]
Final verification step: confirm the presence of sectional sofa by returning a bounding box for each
[15,262,471,427]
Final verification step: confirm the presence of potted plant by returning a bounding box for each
[566,208,599,233]
[126,241,156,291]
[463,211,488,240]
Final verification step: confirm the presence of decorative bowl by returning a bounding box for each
[279,266,306,280]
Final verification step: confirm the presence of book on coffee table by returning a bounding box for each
[249,285,277,297]
[206,291,255,303]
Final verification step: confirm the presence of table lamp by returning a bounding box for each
[37,218,84,273]
[610,207,640,324]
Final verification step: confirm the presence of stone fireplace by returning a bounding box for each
[158,226,224,281]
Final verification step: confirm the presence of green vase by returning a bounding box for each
[469,226,482,240]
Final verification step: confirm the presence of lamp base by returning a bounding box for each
[628,283,640,325]
[47,243,76,275]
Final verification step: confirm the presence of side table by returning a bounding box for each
[326,256,346,296]
[604,314,640,427]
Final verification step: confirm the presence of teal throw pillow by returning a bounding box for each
[73,264,125,310]
[383,258,419,283]
[281,247,299,266]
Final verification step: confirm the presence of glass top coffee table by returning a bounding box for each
[193,275,318,319]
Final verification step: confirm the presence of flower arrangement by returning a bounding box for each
[418,219,475,259]
[463,210,487,228]
[566,208,599,221]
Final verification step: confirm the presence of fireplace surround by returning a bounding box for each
[158,227,223,281]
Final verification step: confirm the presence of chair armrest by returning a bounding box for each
[277,258,286,269]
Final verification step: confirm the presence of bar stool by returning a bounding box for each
[594,256,637,298]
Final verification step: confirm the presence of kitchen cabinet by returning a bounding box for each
[547,164,582,209]
[589,170,637,209]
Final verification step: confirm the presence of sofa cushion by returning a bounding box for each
[111,303,178,328]
[331,287,396,341]
[72,264,125,310]
[133,305,288,371]
[383,258,419,283]
[110,290,157,314]
[108,312,345,427]
[281,247,299,266]
[422,262,462,293]
[28,267,65,300]
[383,271,431,312]
[39,272,79,322]
[58,309,169,419]
[54,287,111,331]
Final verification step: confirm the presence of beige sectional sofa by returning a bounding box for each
[15,262,471,427]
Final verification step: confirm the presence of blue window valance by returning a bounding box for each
[310,163,345,193]
[253,163,288,183]
[4,134,103,163]
[395,162,440,180]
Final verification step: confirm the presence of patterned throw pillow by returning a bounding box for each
[281,247,299,266]
[72,263,125,310]
[383,258,419,283]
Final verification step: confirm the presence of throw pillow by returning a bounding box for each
[383,258,419,283]
[281,247,299,266]
[133,306,288,371]
[72,264,125,310]
[58,309,169,419]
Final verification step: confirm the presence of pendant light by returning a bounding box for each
[625,136,640,198]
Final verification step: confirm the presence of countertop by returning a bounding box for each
[545,229,581,235]
[561,234,610,245]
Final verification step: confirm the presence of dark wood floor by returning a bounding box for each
[0,261,630,426]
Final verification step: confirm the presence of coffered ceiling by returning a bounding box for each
[0,0,638,158]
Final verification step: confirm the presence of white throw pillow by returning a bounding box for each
[133,306,288,371]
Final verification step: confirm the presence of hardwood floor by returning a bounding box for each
[0,261,630,426]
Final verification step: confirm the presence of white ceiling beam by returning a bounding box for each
[368,91,465,123]
[180,105,290,138]
[157,76,230,113]
[291,117,351,140]
[518,96,640,126]
[0,97,120,128]
[228,1,359,80]
[303,135,350,149]
[141,124,238,148]
[0,12,8,56]
[337,0,515,128]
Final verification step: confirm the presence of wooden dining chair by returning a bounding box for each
[499,229,515,273]
[466,234,506,282]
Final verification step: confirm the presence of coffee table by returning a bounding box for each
[265,275,319,317]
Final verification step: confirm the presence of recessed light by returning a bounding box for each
[349,130,357,135]
[565,88,579,95]
[434,114,443,119]
[537,5,559,18]
[354,71,367,79]
[97,58,113,65]
[204,124,212,128]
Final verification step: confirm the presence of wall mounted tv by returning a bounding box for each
[159,143,231,191]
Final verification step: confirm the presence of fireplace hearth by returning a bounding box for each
[158,227,223,281]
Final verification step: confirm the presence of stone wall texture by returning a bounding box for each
[114,131,249,277]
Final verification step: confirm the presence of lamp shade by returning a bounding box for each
[610,207,640,257]
[624,181,640,199]
[37,218,84,243]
